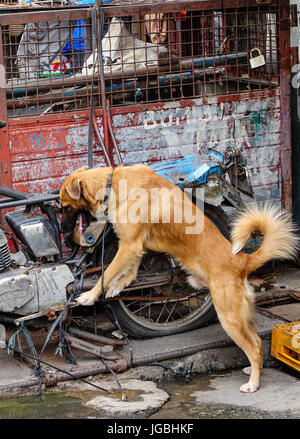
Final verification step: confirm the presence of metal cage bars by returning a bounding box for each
[0,1,281,118]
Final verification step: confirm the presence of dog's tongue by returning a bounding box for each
[78,213,83,235]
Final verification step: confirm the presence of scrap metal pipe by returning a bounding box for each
[0,194,59,209]
[67,326,126,346]
[7,68,223,110]
[0,197,17,204]
[43,358,129,387]
[92,111,112,167]
[0,358,129,398]
[130,328,273,366]
[6,53,247,97]
[106,99,123,165]
[0,1,271,25]
[0,186,29,200]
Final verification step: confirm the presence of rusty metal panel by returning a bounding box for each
[0,1,280,16]
[8,110,107,192]
[0,0,292,215]
[110,90,282,204]
[6,89,282,209]
[279,1,293,212]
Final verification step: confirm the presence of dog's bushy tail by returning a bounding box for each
[231,203,299,275]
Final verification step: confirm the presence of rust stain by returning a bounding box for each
[6,90,282,207]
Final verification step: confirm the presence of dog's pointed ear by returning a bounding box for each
[64,178,82,200]
[74,166,89,173]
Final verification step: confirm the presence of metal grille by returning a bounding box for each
[2,4,280,117]
[0,0,73,7]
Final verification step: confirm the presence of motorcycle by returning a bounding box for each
[0,123,254,340]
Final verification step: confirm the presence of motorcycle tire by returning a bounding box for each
[107,203,230,339]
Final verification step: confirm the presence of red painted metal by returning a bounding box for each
[0,0,293,220]
[6,109,108,193]
[0,1,280,24]
[279,2,293,212]
[0,26,12,224]
[0,27,11,189]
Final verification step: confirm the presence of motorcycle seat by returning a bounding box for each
[149,153,222,188]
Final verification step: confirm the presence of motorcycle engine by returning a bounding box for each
[0,226,74,317]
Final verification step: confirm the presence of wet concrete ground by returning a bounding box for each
[0,367,299,419]
[0,262,299,419]
[152,368,300,419]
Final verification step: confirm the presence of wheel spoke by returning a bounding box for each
[155,301,168,323]
[165,300,179,323]
[121,289,209,323]
[132,301,151,315]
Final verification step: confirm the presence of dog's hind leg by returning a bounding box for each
[238,323,263,393]
[241,322,264,377]
[209,280,263,393]
[219,312,262,393]
[76,240,144,306]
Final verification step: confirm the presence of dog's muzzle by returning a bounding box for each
[59,205,82,248]
[60,205,80,233]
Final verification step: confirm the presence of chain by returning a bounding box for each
[98,288,203,303]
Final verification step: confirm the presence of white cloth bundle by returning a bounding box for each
[82,17,168,75]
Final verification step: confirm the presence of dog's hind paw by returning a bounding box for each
[239,382,258,393]
[242,366,251,376]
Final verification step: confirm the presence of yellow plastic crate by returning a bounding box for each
[271,321,300,372]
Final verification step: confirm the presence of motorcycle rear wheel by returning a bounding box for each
[107,204,230,339]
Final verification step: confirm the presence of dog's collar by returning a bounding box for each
[103,171,113,215]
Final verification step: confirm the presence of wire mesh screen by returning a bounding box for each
[2,4,280,117]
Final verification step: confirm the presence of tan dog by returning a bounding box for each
[60,164,299,393]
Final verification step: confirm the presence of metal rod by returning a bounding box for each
[106,99,123,165]
[67,326,126,346]
[0,348,128,397]
[0,1,272,25]
[7,68,224,109]
[92,112,112,167]
[0,186,29,200]
[0,194,59,209]
[130,329,273,367]
[64,333,113,356]
[0,197,15,204]
[6,54,247,96]
[15,303,79,324]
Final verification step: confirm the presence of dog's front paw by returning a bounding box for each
[76,290,98,306]
[239,382,258,393]
[105,286,122,299]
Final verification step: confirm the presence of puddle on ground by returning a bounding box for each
[0,393,99,419]
[70,388,145,405]
[0,387,152,419]
[0,373,289,419]
[150,374,279,419]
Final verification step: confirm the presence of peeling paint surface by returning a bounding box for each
[8,90,281,205]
